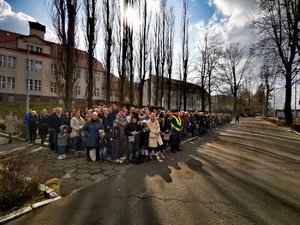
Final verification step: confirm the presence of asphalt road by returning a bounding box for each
[6,117,300,225]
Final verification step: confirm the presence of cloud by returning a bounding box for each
[0,0,36,35]
[0,0,56,42]
[193,0,258,50]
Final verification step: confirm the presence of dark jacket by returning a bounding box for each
[48,113,63,132]
[99,135,109,148]
[124,122,142,143]
[83,119,104,147]
[108,126,121,140]
[28,114,39,129]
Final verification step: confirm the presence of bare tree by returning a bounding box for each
[83,0,99,109]
[218,43,254,115]
[181,0,189,111]
[153,9,161,107]
[50,0,79,110]
[259,56,279,117]
[101,0,115,106]
[136,0,152,107]
[114,0,129,106]
[253,0,300,124]
[166,6,175,110]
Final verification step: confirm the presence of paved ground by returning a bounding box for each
[3,118,300,225]
[0,135,131,196]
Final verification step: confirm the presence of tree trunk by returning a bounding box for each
[285,71,293,125]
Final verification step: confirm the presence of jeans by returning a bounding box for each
[57,146,65,156]
[99,147,107,161]
[72,135,83,150]
[110,138,120,159]
[126,142,140,161]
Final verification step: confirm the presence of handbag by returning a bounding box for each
[162,132,170,141]
[89,148,97,161]
[128,135,135,143]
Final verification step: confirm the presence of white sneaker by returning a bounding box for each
[57,155,63,160]
[62,154,66,159]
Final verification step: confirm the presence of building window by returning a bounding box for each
[36,47,43,53]
[94,88,100,97]
[8,95,14,102]
[0,55,6,67]
[27,60,42,72]
[35,61,42,72]
[76,70,81,79]
[26,79,33,91]
[94,74,100,82]
[50,82,57,93]
[7,56,16,68]
[75,85,80,96]
[7,77,15,89]
[27,59,34,72]
[51,64,57,75]
[34,80,41,91]
[0,76,5,88]
[26,79,41,91]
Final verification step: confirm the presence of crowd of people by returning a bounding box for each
[9,105,231,163]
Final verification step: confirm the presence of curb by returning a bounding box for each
[0,185,61,224]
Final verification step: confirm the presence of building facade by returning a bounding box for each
[0,22,206,110]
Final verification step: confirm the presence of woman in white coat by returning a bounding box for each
[148,113,165,160]
[70,109,84,156]
[5,111,17,143]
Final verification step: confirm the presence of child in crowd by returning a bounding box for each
[57,125,69,160]
[99,129,109,162]
[109,120,121,160]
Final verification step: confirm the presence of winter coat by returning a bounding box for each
[47,113,63,133]
[148,120,163,148]
[38,115,49,135]
[83,119,104,147]
[5,114,17,134]
[116,113,128,127]
[28,114,39,129]
[57,125,70,147]
[70,116,84,138]
[99,135,109,148]
[108,126,121,140]
[124,121,142,143]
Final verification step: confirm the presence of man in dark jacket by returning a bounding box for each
[124,115,142,163]
[47,107,63,152]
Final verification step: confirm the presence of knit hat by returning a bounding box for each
[99,129,105,134]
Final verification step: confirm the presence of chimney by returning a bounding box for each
[29,21,46,39]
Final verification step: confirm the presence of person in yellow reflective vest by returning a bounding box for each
[170,110,183,153]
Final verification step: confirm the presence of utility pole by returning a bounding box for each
[25,40,30,113]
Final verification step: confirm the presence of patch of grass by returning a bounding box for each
[0,103,62,120]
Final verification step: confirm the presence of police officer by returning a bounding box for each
[170,110,182,153]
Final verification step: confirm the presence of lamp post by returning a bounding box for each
[24,40,30,113]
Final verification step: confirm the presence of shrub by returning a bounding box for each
[291,124,300,132]
[0,157,44,211]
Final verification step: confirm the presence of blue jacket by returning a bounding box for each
[83,119,104,147]
[23,112,30,125]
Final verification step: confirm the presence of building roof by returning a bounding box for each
[0,29,104,72]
